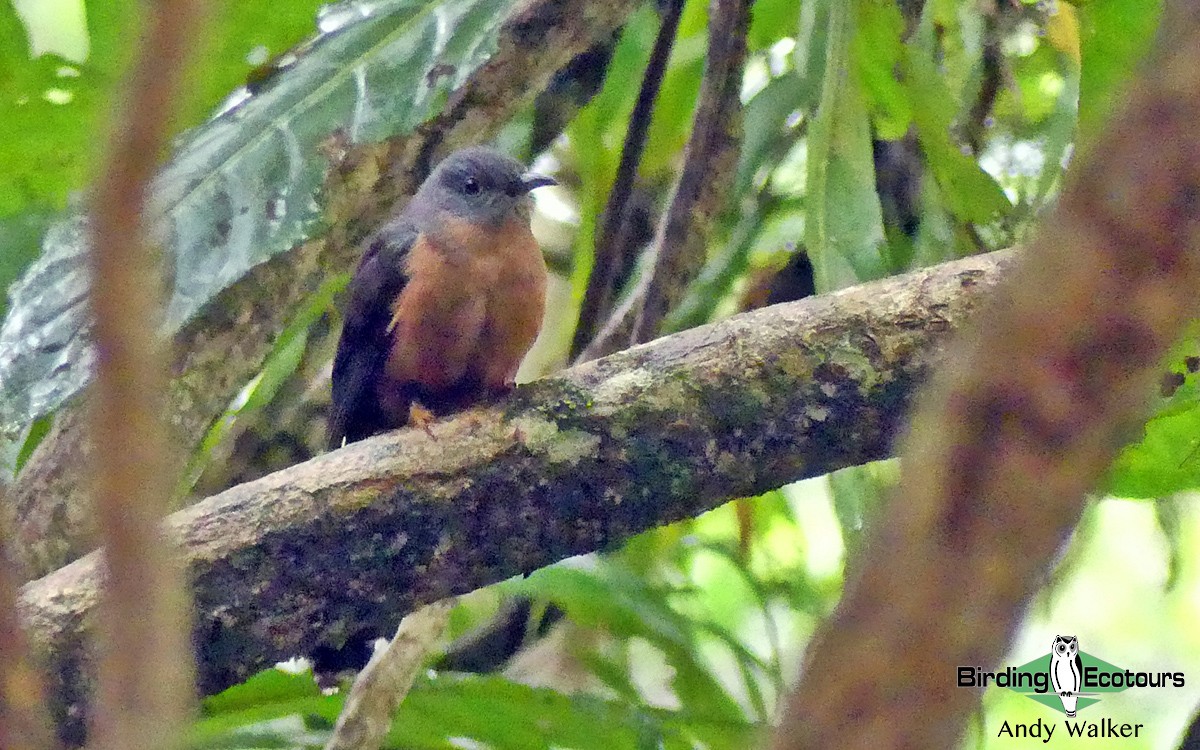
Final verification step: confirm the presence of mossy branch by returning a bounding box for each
[18,249,1013,744]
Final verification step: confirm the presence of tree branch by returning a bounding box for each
[773,3,1200,747]
[6,0,641,582]
[581,0,750,361]
[323,599,455,750]
[17,249,1014,744]
[569,0,686,360]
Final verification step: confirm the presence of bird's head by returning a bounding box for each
[415,146,556,227]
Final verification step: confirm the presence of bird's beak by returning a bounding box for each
[520,172,557,192]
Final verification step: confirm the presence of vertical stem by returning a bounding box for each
[86,0,203,747]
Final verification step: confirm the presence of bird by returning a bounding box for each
[1050,634,1082,717]
[327,146,556,448]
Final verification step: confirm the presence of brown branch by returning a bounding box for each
[84,0,202,748]
[18,249,1014,745]
[581,0,750,361]
[964,8,1003,155]
[569,0,686,360]
[324,599,455,750]
[772,4,1200,748]
[5,0,641,583]
[0,488,57,750]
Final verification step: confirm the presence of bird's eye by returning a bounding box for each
[463,176,481,195]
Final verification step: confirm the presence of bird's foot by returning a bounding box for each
[409,401,437,439]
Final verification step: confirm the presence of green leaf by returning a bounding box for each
[736,73,810,197]
[828,461,894,557]
[903,48,1011,225]
[177,273,348,495]
[0,0,332,219]
[1153,495,1185,592]
[922,0,985,106]
[564,4,658,305]
[192,668,762,750]
[748,0,802,51]
[0,2,129,216]
[803,0,888,290]
[1077,0,1163,143]
[189,668,340,749]
[1030,66,1080,211]
[202,668,324,716]
[852,0,910,140]
[389,674,760,750]
[515,563,745,723]
[1105,338,1200,498]
[13,412,52,475]
[1106,404,1200,499]
[639,0,709,177]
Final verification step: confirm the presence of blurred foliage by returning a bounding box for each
[1106,329,1200,500]
[5,0,1200,747]
[0,0,329,218]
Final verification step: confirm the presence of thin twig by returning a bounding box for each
[85,0,203,747]
[570,0,686,360]
[964,9,1003,155]
[580,0,751,361]
[324,599,455,750]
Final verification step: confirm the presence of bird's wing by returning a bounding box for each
[328,221,417,448]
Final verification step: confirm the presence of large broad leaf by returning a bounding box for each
[1106,401,1200,499]
[0,0,518,436]
[189,668,762,750]
[391,673,759,750]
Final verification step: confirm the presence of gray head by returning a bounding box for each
[413,146,556,227]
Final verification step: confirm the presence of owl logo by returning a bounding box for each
[1050,635,1083,717]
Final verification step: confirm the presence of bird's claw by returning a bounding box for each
[409,402,437,439]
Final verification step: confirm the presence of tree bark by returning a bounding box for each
[17,249,1013,744]
[773,2,1200,747]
